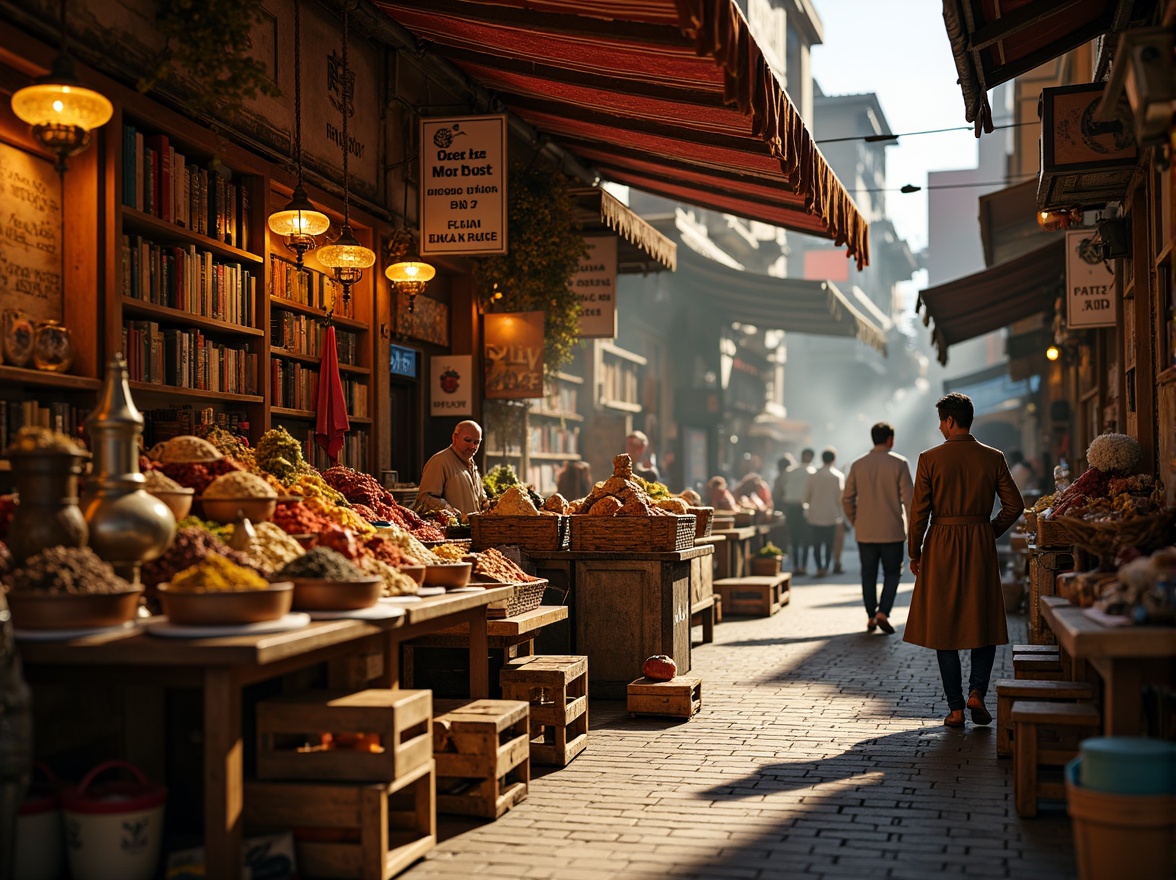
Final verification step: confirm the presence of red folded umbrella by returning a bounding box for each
[315,324,350,463]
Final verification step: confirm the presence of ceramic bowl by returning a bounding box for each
[4,588,143,630]
[422,562,472,589]
[157,582,292,625]
[198,495,278,525]
[148,488,195,520]
[397,565,426,586]
[289,576,383,611]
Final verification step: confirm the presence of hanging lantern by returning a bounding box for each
[1037,207,1083,231]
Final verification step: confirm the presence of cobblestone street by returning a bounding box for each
[404,554,1076,880]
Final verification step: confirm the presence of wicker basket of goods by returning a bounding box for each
[471,547,548,618]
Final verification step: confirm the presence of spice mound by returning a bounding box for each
[5,426,86,456]
[3,546,133,594]
[169,553,270,592]
[141,526,266,586]
[151,435,224,463]
[275,547,365,581]
[473,547,542,584]
[204,471,278,499]
[144,470,185,492]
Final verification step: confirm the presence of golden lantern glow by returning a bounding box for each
[385,228,435,311]
[11,53,112,171]
[1037,207,1083,232]
[1046,344,1062,361]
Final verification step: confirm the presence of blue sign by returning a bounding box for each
[389,344,417,379]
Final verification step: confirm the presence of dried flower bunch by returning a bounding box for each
[1086,433,1141,475]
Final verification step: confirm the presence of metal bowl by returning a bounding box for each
[422,562,472,589]
[5,588,143,630]
[149,488,195,520]
[198,495,278,525]
[397,565,426,586]
[289,576,383,611]
[157,582,293,625]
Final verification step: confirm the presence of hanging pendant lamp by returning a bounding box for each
[385,227,435,312]
[11,0,112,172]
[317,3,375,303]
[267,0,329,264]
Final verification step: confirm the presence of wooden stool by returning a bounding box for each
[1012,644,1061,656]
[627,676,702,719]
[432,699,530,819]
[995,679,1097,757]
[499,655,588,766]
[690,596,718,644]
[1013,653,1065,681]
[713,573,790,617]
[244,760,436,880]
[1012,700,1101,817]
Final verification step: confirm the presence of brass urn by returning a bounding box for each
[80,354,176,582]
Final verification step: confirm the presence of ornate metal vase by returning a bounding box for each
[6,446,90,565]
[80,354,176,582]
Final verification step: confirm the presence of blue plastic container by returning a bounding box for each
[1079,737,1176,795]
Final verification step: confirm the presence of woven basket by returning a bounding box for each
[485,579,548,619]
[468,514,569,551]
[1052,513,1175,558]
[1036,516,1077,548]
[569,514,696,552]
[687,506,714,539]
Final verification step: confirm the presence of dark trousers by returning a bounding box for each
[936,645,997,711]
[858,541,904,617]
[810,524,835,569]
[784,503,809,568]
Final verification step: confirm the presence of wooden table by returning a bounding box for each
[19,587,509,880]
[400,605,570,692]
[1039,595,1176,735]
[710,527,757,579]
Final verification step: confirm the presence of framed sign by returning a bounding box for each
[484,311,544,400]
[431,355,473,416]
[0,140,63,323]
[420,115,507,257]
[1065,228,1117,329]
[572,236,618,338]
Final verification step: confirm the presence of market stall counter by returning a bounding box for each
[19,586,510,880]
[1040,595,1176,735]
[528,543,715,698]
[709,526,757,579]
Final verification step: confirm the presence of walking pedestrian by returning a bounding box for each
[803,448,844,578]
[905,393,1023,728]
[841,422,913,634]
[781,449,816,575]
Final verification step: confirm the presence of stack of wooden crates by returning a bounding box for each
[246,689,436,880]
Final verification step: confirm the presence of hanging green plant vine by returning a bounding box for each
[473,164,589,381]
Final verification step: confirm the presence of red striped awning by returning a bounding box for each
[375,0,869,268]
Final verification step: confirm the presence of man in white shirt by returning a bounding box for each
[781,448,816,575]
[415,420,488,517]
[842,422,914,634]
[803,448,844,578]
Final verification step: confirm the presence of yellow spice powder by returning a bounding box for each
[169,553,269,592]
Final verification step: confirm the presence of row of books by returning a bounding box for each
[285,424,369,473]
[270,360,368,417]
[542,384,578,414]
[269,313,359,365]
[122,235,257,327]
[0,400,87,452]
[122,124,250,251]
[528,422,580,455]
[141,406,249,449]
[122,321,260,395]
[270,256,354,319]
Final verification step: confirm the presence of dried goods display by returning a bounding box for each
[575,454,672,517]
[472,547,541,583]
[203,471,278,499]
[143,470,184,492]
[140,525,265,586]
[2,546,133,594]
[149,434,223,463]
[228,522,304,572]
[169,554,270,592]
[275,546,365,581]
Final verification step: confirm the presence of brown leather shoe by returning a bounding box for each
[967,690,992,725]
[874,614,895,635]
[867,615,877,632]
[944,709,965,728]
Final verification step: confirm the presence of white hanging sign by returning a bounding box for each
[430,355,474,416]
[420,115,507,257]
[572,236,618,339]
[1064,228,1117,329]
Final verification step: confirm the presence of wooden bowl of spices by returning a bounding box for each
[272,547,380,611]
[3,546,143,629]
[158,553,291,625]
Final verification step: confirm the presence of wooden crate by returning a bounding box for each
[244,759,436,880]
[713,573,790,617]
[687,506,714,538]
[469,514,568,551]
[433,700,530,819]
[484,579,548,620]
[499,655,588,766]
[1027,549,1073,644]
[628,676,702,718]
[569,514,696,552]
[257,690,432,783]
[1035,517,1074,548]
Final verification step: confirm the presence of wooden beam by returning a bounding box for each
[967,0,1087,51]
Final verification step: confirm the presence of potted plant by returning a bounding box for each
[750,542,785,576]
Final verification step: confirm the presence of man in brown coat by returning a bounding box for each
[905,393,1023,728]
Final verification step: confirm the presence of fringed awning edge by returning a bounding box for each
[822,281,888,355]
[597,188,678,271]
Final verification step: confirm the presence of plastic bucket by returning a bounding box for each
[62,760,167,880]
[1066,758,1176,880]
[1080,737,1176,795]
[15,762,64,880]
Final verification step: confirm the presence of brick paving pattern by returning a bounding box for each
[403,557,1075,879]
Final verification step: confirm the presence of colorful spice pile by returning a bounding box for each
[3,546,133,594]
[169,553,270,592]
[275,547,365,581]
[141,526,264,586]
